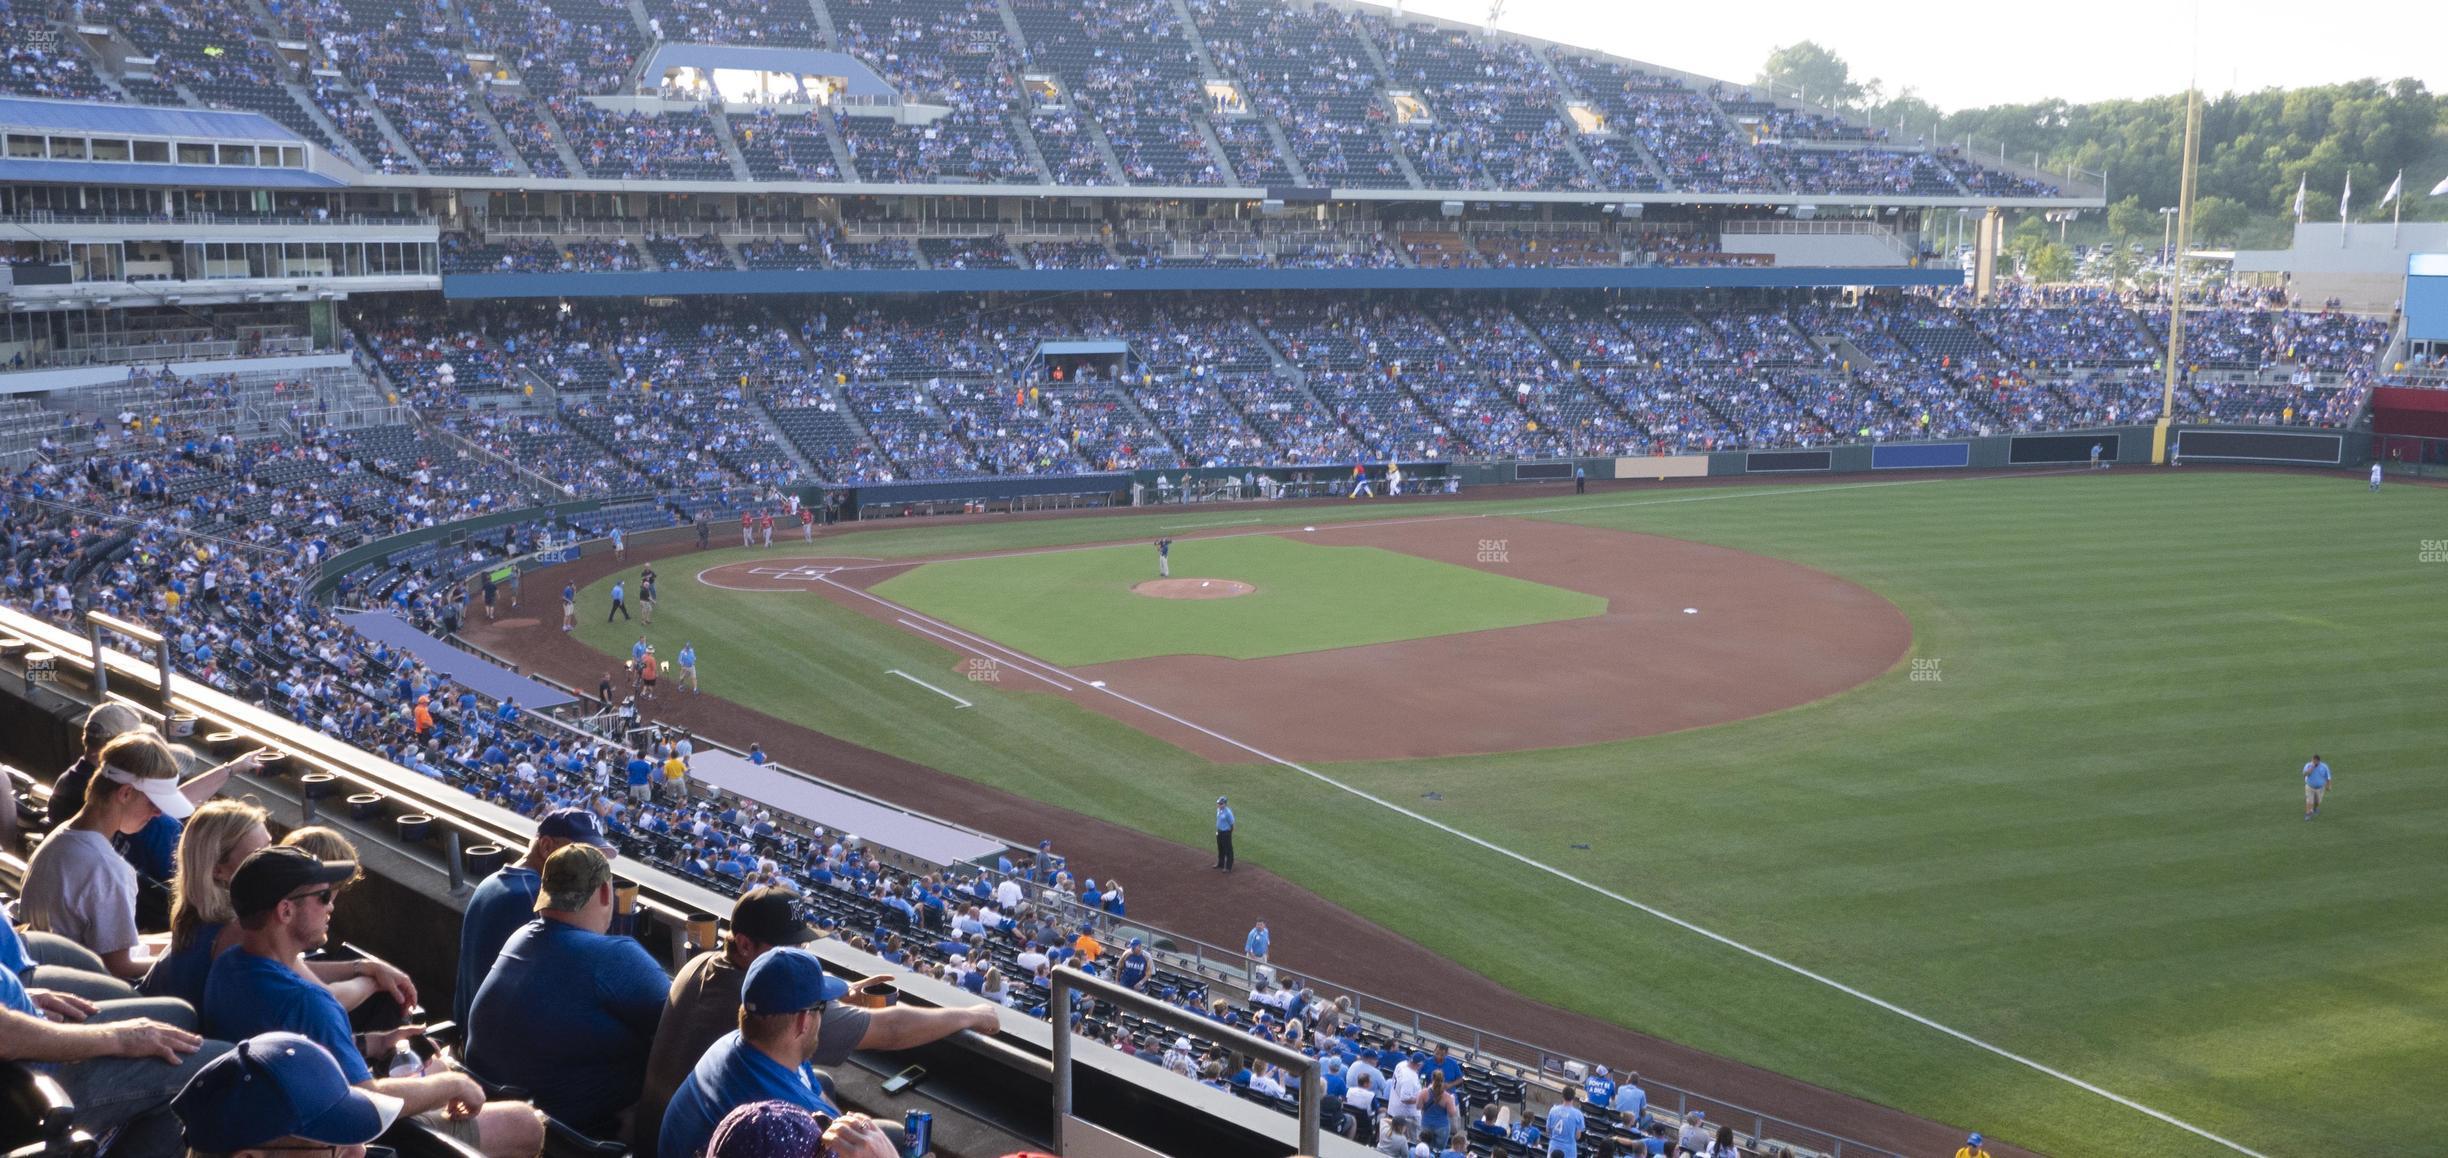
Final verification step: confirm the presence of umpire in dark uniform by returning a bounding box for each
[1214,796,1235,872]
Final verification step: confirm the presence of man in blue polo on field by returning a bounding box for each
[1214,796,1235,871]
[2302,753,2333,820]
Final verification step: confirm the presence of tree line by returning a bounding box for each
[1757,41,2442,246]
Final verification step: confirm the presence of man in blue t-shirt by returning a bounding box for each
[204,848,545,1158]
[467,845,667,1137]
[452,808,618,1027]
[1543,1087,1586,1158]
[1611,1070,1649,1131]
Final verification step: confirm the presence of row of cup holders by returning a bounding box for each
[192,731,508,876]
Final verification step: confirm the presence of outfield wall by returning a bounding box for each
[311,424,2366,601]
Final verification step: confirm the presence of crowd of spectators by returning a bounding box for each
[546,99,736,180]
[2,0,2081,199]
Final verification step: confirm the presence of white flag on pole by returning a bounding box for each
[2378,170,2403,207]
[2432,174,2448,197]
[2293,174,2307,223]
[2340,173,2351,223]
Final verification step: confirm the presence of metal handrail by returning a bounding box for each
[1051,965,1321,1157]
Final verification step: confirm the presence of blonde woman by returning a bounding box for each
[279,826,417,1012]
[139,800,273,1007]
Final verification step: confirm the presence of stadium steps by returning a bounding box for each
[1257,117,1312,187]
[1167,0,1223,79]
[339,79,431,175]
[704,111,757,182]
[1006,112,1059,185]
[466,87,535,178]
[1083,118,1130,191]
[278,80,373,168]
[1345,18,1423,189]
[801,0,841,48]
[1189,114,1240,187]
[528,98,590,178]
[1524,54,1602,190]
[778,330,880,450]
[818,110,861,183]
[988,0,1033,54]
[1692,86,1789,193]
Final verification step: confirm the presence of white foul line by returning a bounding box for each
[883,668,972,708]
[816,467,2265,1158]
[894,619,1073,691]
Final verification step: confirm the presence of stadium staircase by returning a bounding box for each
[1348,19,1427,190]
[802,0,842,46]
[1258,117,1313,186]
[528,99,591,178]
[1007,112,1060,185]
[704,112,757,182]
[467,90,536,178]
[274,80,372,168]
[1505,304,1650,432]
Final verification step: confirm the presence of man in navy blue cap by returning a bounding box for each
[659,948,1001,1158]
[454,807,616,1027]
[173,1032,400,1158]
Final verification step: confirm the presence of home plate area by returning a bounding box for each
[698,558,879,591]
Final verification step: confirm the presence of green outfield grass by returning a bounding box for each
[576,472,2448,1157]
[868,534,1606,665]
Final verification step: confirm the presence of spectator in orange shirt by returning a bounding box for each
[1071,923,1103,965]
[412,696,434,736]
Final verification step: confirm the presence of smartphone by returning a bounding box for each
[880,1064,927,1095]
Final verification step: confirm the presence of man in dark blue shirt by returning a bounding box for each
[467,845,667,1137]
[452,808,617,1027]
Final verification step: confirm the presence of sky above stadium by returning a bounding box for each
[1388,0,2446,111]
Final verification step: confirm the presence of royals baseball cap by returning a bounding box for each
[740,947,849,1014]
[537,806,617,852]
[174,1032,403,1151]
[732,887,818,946]
[229,847,358,918]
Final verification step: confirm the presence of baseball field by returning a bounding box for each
[517,470,2446,1157]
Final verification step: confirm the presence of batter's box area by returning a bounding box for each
[699,557,883,591]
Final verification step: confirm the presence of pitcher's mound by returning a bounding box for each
[1134,578,1256,600]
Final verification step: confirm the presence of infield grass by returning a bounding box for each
[869,534,1606,665]
[577,471,2448,1158]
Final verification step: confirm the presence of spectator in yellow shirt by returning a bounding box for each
[1954,1131,1991,1158]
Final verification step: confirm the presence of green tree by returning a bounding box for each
[2025,242,2075,283]
[2106,196,2154,239]
[2189,195,2248,243]
[1758,42,1861,108]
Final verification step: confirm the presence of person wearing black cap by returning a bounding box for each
[466,845,667,1138]
[173,1032,401,1158]
[453,807,617,1028]
[202,847,545,1158]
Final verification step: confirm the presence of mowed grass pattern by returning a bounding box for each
[579,472,2447,1157]
[870,535,1607,665]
